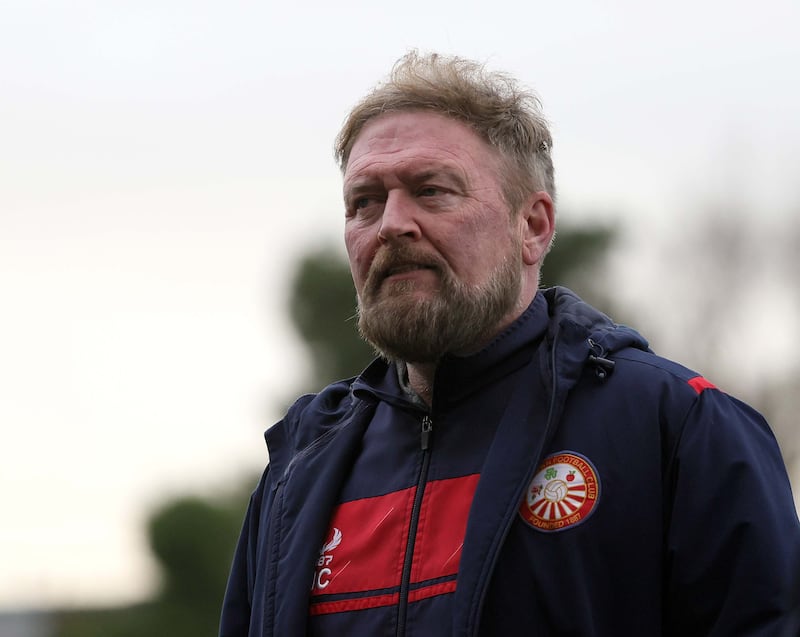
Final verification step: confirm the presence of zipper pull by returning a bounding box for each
[420,416,433,451]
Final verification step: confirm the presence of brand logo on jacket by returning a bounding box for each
[312,527,342,591]
[519,451,601,532]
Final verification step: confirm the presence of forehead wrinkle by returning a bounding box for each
[344,114,508,201]
[345,153,473,193]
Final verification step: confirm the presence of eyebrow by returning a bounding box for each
[411,170,468,191]
[343,182,380,201]
[344,165,469,197]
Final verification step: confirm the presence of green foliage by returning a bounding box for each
[54,604,155,637]
[289,246,375,389]
[539,222,617,303]
[53,478,256,637]
[148,496,244,605]
[540,220,632,324]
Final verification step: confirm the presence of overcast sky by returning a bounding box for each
[1,0,799,610]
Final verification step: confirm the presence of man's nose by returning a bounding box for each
[377,192,421,244]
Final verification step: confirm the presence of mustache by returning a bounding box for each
[365,245,447,290]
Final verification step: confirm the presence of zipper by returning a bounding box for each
[420,414,433,450]
[265,481,284,635]
[396,415,434,636]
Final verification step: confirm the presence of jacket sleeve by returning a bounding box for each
[663,388,800,636]
[219,467,270,637]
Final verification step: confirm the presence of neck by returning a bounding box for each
[403,289,539,407]
[406,362,436,407]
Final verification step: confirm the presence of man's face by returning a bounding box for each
[343,111,527,363]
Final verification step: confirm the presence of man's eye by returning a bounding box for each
[418,186,440,197]
[347,196,384,218]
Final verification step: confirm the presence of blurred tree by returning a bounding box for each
[289,247,375,390]
[53,478,256,637]
[539,222,620,315]
[289,222,620,392]
[148,495,244,607]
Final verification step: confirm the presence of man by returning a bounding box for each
[220,52,800,636]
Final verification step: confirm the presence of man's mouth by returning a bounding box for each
[363,248,445,297]
[384,263,436,278]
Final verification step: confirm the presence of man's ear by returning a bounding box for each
[520,191,555,266]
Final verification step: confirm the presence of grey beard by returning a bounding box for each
[356,251,522,363]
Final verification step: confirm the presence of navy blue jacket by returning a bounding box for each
[220,288,800,636]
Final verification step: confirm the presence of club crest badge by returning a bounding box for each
[519,451,601,532]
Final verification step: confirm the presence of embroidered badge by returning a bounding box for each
[519,451,601,532]
[312,527,342,591]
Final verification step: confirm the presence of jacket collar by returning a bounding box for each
[350,292,551,410]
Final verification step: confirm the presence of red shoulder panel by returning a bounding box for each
[688,376,717,394]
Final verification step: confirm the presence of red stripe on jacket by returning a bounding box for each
[309,473,479,615]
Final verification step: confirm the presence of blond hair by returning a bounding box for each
[334,51,556,210]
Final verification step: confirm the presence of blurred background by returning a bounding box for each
[1,0,798,635]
